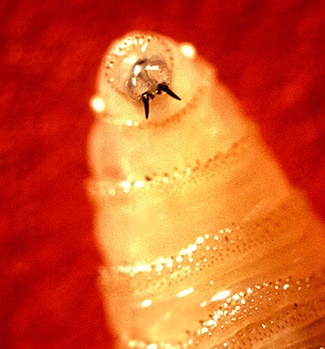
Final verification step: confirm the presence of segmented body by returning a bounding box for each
[88,32,325,348]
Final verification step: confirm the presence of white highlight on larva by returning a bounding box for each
[180,43,196,58]
[90,96,105,113]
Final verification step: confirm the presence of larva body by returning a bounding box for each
[87,33,325,348]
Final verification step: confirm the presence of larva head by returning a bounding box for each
[105,33,181,119]
[95,32,203,126]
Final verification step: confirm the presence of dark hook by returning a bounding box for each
[158,83,181,101]
[142,93,150,119]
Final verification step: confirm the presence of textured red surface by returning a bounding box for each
[1,1,324,348]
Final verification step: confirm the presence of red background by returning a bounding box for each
[1,1,324,348]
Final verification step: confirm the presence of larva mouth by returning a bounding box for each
[88,32,325,348]
[99,32,201,125]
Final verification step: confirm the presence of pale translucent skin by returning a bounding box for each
[87,33,325,348]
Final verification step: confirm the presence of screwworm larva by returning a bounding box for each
[87,32,325,348]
